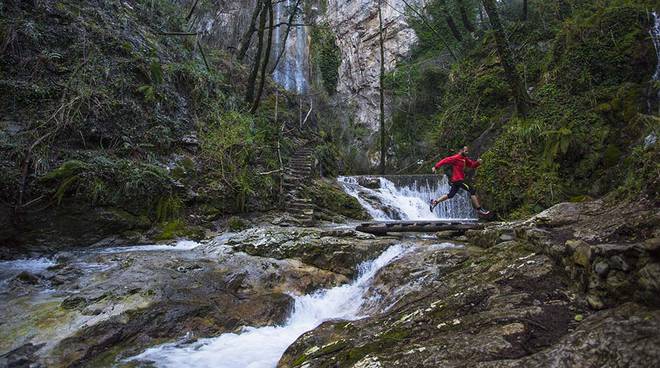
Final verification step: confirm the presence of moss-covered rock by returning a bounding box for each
[305,179,369,221]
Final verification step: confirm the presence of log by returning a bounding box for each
[356,221,483,235]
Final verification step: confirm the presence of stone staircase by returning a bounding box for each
[282,146,315,226]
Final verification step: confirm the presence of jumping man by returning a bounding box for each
[430,146,490,216]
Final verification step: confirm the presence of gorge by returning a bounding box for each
[0,0,658,367]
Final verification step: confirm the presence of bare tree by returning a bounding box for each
[270,0,302,73]
[251,0,274,112]
[482,0,531,115]
[245,0,268,103]
[238,0,263,61]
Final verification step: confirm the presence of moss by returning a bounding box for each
[227,216,248,231]
[154,219,203,241]
[305,179,368,220]
[310,22,341,94]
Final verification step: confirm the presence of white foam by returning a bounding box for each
[126,244,410,368]
[337,176,476,221]
[97,240,201,254]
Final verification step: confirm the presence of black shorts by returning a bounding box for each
[447,181,476,198]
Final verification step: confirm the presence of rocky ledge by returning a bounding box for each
[279,198,660,367]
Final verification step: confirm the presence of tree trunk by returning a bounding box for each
[251,0,274,112]
[481,0,530,115]
[237,0,263,61]
[245,0,267,103]
[522,0,528,21]
[457,0,475,33]
[378,0,386,174]
[437,0,462,42]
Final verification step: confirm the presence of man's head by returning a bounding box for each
[458,146,469,156]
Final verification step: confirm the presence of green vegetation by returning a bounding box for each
[387,0,659,217]
[311,22,341,94]
[0,0,297,244]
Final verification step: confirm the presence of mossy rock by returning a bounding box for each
[306,179,368,220]
[154,220,204,241]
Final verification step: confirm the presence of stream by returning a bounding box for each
[126,244,411,368]
[0,175,475,367]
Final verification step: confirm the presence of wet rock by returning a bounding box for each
[280,242,581,367]
[225,226,396,277]
[609,255,630,272]
[0,343,45,368]
[465,229,501,248]
[587,293,606,310]
[593,261,609,277]
[15,271,40,285]
[567,240,592,268]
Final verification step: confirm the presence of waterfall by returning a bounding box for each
[338,175,477,221]
[649,11,660,114]
[125,244,410,368]
[651,11,660,81]
[272,0,308,94]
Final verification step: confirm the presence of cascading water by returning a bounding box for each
[126,244,410,368]
[338,175,477,221]
[651,12,660,81]
[272,0,308,94]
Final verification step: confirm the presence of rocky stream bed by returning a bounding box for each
[1,198,658,367]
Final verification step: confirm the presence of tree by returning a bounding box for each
[400,0,457,61]
[251,0,274,112]
[245,0,267,104]
[379,0,387,174]
[438,0,463,42]
[481,0,531,115]
[457,0,475,32]
[238,0,263,61]
[270,0,302,73]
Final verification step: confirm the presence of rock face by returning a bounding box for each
[278,198,660,367]
[226,226,396,277]
[323,0,425,153]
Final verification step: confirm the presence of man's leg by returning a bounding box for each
[431,182,460,211]
[463,183,490,215]
[470,194,481,209]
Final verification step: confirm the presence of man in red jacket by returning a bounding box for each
[430,146,490,216]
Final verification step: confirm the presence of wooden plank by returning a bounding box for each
[355,220,483,235]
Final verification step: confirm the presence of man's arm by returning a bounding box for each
[466,157,481,168]
[433,155,458,170]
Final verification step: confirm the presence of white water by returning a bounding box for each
[272,0,308,93]
[0,257,57,288]
[96,240,201,254]
[126,244,410,368]
[651,11,660,82]
[338,176,476,221]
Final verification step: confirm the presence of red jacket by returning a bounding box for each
[434,153,480,182]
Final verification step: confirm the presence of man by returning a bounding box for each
[430,146,490,216]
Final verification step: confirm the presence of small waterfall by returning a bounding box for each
[126,244,410,368]
[649,11,660,114]
[651,11,660,81]
[338,175,477,221]
[272,0,308,94]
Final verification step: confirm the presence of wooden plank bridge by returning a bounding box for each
[356,220,483,235]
